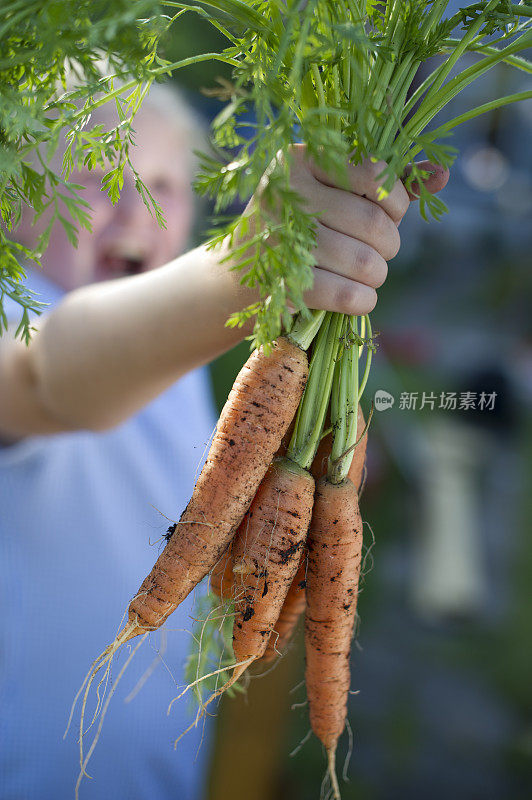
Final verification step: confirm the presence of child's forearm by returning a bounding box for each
[0,151,449,439]
[0,243,254,437]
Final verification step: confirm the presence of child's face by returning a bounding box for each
[29,108,196,290]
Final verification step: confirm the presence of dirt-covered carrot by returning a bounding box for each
[191,458,312,703]
[210,548,234,602]
[304,320,368,798]
[209,416,297,605]
[261,553,307,662]
[127,335,308,636]
[221,313,344,680]
[305,476,363,799]
[261,404,368,664]
[71,331,318,795]
[231,457,315,668]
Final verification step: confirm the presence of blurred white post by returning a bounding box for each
[412,417,488,620]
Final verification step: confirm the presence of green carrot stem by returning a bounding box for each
[287,313,344,470]
[329,316,359,483]
[405,28,532,140]
[333,66,342,133]
[419,0,448,35]
[359,315,366,344]
[377,55,419,151]
[423,0,501,101]
[288,309,327,351]
[442,38,532,74]
[184,0,270,32]
[288,0,319,108]
[358,315,373,400]
[289,314,332,462]
[294,312,332,444]
[422,89,532,141]
[503,4,532,17]
[311,64,327,125]
[365,3,401,124]
[401,59,450,122]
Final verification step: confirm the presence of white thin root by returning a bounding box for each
[166,656,253,715]
[171,657,255,748]
[125,628,168,704]
[72,622,145,800]
[64,649,109,741]
[289,727,312,758]
[290,699,308,710]
[327,746,341,800]
[343,718,354,783]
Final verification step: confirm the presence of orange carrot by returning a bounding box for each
[230,457,315,669]
[128,336,308,636]
[210,548,234,602]
[71,337,308,792]
[209,417,296,605]
[305,476,363,798]
[261,554,307,662]
[261,405,367,664]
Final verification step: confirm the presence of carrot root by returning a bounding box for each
[305,477,363,790]
[230,457,315,665]
[167,656,251,713]
[260,406,368,666]
[170,657,255,749]
[72,621,146,798]
[129,336,308,634]
[327,746,341,800]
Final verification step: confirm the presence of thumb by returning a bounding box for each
[403,160,450,200]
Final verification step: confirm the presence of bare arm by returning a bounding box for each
[0,243,254,437]
[0,152,448,440]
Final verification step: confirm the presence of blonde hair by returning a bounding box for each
[143,83,207,157]
[60,61,208,175]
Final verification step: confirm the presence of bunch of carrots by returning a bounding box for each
[73,312,371,797]
[207,331,371,797]
[69,0,532,797]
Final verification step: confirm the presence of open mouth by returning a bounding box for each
[99,251,147,278]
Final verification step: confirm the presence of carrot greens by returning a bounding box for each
[193,0,531,352]
[0,0,236,340]
[190,0,531,485]
[3,1,530,344]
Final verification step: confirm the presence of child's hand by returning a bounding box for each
[287,143,449,315]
